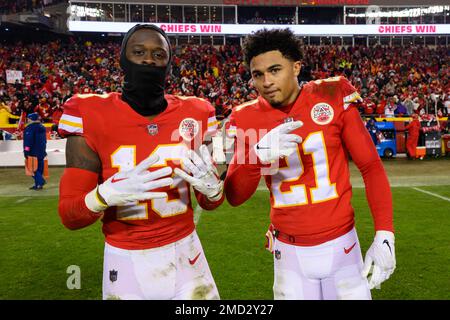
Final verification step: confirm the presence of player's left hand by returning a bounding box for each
[362,230,396,289]
[174,144,224,202]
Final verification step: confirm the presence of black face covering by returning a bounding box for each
[120,24,172,116]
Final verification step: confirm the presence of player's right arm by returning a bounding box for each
[224,150,262,207]
[223,114,260,206]
[57,96,103,230]
[58,135,104,230]
[224,113,302,207]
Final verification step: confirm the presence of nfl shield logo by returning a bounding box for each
[274,250,281,260]
[147,124,158,136]
[109,270,118,282]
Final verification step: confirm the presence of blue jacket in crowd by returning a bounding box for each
[366,118,380,146]
[23,122,47,159]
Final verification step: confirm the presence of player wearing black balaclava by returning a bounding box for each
[120,24,172,116]
[58,24,223,301]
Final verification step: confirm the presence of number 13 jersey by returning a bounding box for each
[59,92,218,249]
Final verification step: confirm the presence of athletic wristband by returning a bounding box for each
[84,186,108,212]
[206,182,224,202]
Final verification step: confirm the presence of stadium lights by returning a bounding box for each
[71,4,104,18]
[347,5,449,18]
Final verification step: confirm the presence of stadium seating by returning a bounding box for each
[0,40,448,124]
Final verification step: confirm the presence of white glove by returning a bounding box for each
[85,154,173,212]
[174,145,224,202]
[362,230,396,289]
[254,121,303,164]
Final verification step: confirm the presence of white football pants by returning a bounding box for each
[273,228,371,300]
[102,230,219,300]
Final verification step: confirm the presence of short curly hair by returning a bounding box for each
[242,28,303,67]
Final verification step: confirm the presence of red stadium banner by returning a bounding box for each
[68,21,450,36]
[223,0,369,5]
[378,25,438,34]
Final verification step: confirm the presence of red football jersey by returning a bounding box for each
[59,92,218,249]
[225,76,393,246]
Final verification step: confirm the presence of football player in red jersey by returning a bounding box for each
[58,24,224,300]
[224,29,395,300]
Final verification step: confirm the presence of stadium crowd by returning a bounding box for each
[0,39,449,128]
[302,45,449,118]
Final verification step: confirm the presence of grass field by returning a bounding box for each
[0,158,449,300]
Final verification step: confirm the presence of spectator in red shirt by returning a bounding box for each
[34,97,52,121]
[405,113,421,159]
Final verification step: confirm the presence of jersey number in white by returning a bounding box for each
[271,131,338,207]
[110,144,190,220]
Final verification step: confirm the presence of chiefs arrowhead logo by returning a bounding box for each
[311,103,334,125]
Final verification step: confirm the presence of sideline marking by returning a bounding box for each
[412,187,450,202]
[15,197,30,204]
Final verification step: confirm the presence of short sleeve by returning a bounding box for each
[225,112,237,139]
[206,103,219,135]
[340,77,362,111]
[58,95,84,137]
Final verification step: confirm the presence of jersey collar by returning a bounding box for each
[114,93,179,124]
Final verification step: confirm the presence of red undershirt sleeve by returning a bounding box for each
[194,190,225,211]
[58,168,102,230]
[224,145,270,207]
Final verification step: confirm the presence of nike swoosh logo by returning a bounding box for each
[111,177,128,183]
[188,253,201,265]
[383,239,392,254]
[344,242,357,254]
[256,144,270,150]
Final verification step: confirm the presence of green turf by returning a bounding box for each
[352,187,450,300]
[1,186,449,300]
[0,196,103,299]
